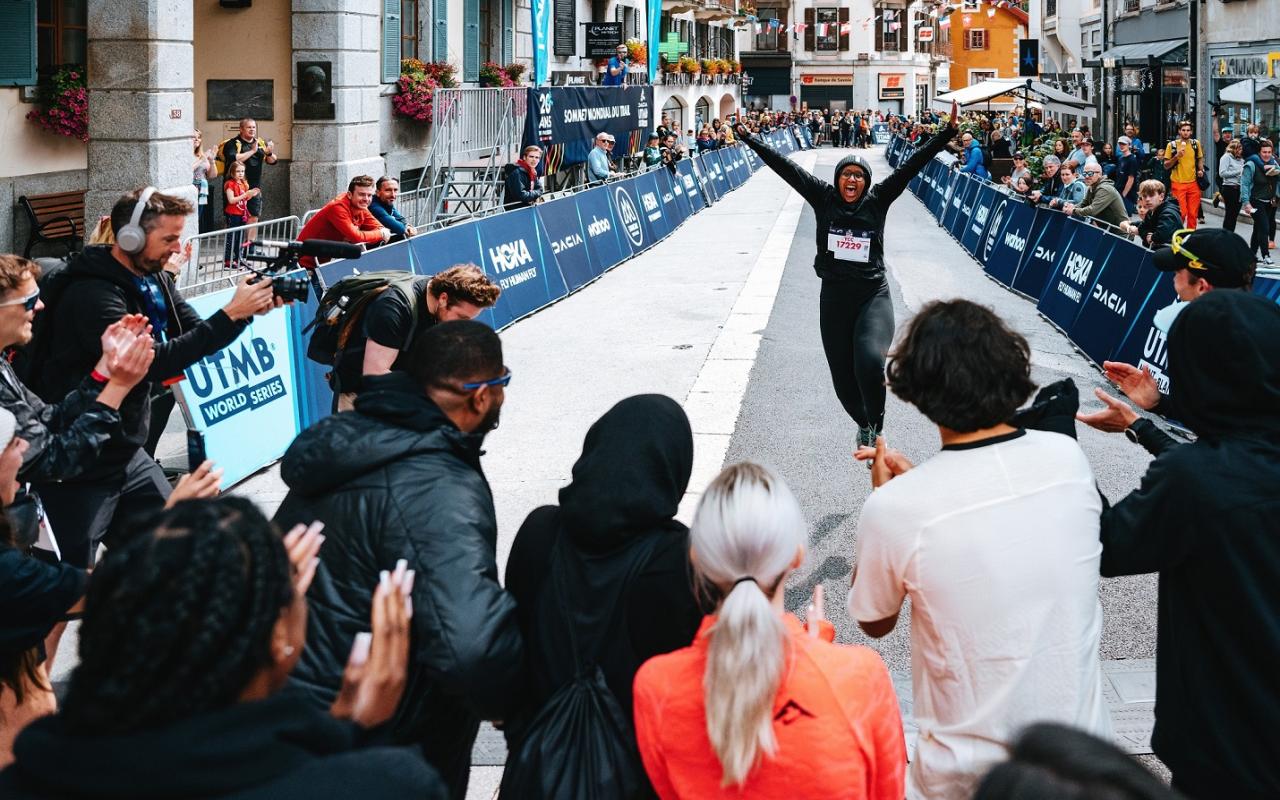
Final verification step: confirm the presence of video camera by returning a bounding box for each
[240,239,363,303]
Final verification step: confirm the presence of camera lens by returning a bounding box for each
[272,275,309,303]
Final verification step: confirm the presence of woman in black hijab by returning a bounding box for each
[501,395,704,793]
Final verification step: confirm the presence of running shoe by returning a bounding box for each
[1263,255,1275,266]
[856,424,879,470]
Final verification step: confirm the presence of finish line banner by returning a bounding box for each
[525,85,654,169]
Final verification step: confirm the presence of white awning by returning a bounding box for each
[933,78,1094,117]
[1218,78,1280,105]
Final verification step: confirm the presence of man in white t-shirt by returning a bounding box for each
[847,299,1111,800]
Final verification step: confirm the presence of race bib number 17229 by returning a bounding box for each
[828,227,872,263]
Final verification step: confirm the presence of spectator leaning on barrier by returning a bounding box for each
[33,187,282,570]
[1240,138,1279,266]
[1077,228,1255,458]
[849,299,1112,800]
[274,320,522,799]
[587,132,615,183]
[1162,121,1206,229]
[1091,288,1280,800]
[1066,129,1088,169]
[1032,163,1085,209]
[1036,155,1064,198]
[1063,163,1129,231]
[643,134,662,168]
[957,132,990,180]
[296,175,390,268]
[328,263,500,411]
[634,462,907,800]
[1121,180,1183,248]
[0,497,447,800]
[370,176,416,242]
[503,146,544,211]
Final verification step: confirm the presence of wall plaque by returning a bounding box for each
[207,79,274,121]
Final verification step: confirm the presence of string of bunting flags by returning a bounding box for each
[737,1,1021,35]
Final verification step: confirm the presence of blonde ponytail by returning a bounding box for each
[691,462,806,787]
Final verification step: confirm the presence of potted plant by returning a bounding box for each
[502,62,527,85]
[625,38,647,66]
[662,56,682,75]
[680,56,701,74]
[421,60,459,88]
[26,65,88,143]
[703,59,720,76]
[392,59,446,124]
[479,61,516,87]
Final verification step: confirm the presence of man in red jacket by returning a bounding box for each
[297,174,390,267]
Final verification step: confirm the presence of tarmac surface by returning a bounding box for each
[123,140,1170,797]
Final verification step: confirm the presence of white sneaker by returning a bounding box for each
[1263,255,1276,266]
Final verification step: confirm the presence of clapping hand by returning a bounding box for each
[806,584,826,639]
[1102,360,1161,410]
[1076,387,1141,433]
[947,100,960,131]
[165,460,224,508]
[330,560,413,729]
[283,520,325,595]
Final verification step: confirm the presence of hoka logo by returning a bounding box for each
[587,216,611,237]
[1063,252,1093,285]
[488,240,532,273]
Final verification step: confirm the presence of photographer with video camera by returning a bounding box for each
[30,186,287,570]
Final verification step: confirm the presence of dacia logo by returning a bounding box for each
[488,239,533,273]
[1034,245,1056,262]
[587,215,611,237]
[614,187,644,248]
[1092,283,1127,317]
[1063,252,1093,285]
[550,232,583,255]
[983,201,1007,261]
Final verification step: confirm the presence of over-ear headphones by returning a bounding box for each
[116,186,157,255]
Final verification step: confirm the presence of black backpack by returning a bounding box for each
[13,256,76,394]
[304,270,422,391]
[499,537,657,800]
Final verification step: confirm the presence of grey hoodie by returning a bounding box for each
[1071,176,1129,230]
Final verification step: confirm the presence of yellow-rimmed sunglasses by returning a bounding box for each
[1170,228,1208,271]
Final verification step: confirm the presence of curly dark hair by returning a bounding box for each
[887,300,1035,432]
[60,497,292,735]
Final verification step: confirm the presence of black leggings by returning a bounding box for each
[818,278,895,430]
[1250,201,1273,256]
[1220,185,1241,233]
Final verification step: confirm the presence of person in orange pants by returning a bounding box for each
[1163,120,1206,228]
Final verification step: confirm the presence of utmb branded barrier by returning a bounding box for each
[885,134,1280,401]
[175,128,812,485]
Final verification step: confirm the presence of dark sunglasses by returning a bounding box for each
[0,289,40,312]
[461,367,513,391]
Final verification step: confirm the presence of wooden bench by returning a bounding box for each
[18,190,85,257]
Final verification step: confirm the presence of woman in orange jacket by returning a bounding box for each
[633,462,906,800]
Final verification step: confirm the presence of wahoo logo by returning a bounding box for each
[1063,252,1093,285]
[614,188,644,248]
[983,201,1008,261]
[1092,284,1127,317]
[587,215,612,237]
[1004,230,1028,253]
[550,232,583,255]
[488,239,533,273]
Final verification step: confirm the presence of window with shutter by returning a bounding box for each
[553,0,575,56]
[838,7,848,51]
[502,0,513,62]
[402,1,420,60]
[463,0,480,81]
[0,0,37,86]
[804,8,815,52]
[383,0,402,83]
[434,0,448,60]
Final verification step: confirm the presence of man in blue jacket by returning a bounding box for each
[370,176,415,242]
[956,132,990,180]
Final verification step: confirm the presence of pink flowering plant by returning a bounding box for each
[479,61,516,88]
[392,59,441,123]
[27,65,89,142]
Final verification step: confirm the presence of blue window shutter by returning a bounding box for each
[502,0,514,64]
[434,0,448,62]
[463,0,480,82]
[0,0,37,86]
[382,0,402,83]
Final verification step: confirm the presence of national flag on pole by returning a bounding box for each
[795,22,806,31]
[939,15,951,28]
[839,22,850,33]
[890,21,901,31]
[817,23,828,36]
[768,18,779,28]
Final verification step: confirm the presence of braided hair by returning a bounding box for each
[60,497,293,735]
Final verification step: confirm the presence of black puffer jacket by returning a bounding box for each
[1136,197,1183,249]
[273,373,523,799]
[741,125,956,283]
[35,245,245,479]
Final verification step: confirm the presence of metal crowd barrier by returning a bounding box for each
[182,215,300,296]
